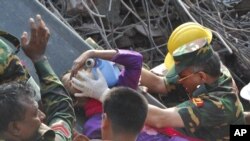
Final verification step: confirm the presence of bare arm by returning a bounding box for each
[71,49,118,78]
[140,68,168,94]
[145,104,184,128]
[85,49,118,60]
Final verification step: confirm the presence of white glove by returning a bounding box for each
[71,68,110,102]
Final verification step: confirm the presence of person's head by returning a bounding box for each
[166,38,221,94]
[102,87,148,140]
[0,82,46,141]
[164,22,213,70]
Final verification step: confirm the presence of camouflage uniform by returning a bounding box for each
[0,39,30,83]
[164,38,245,140]
[0,33,79,140]
[35,57,76,141]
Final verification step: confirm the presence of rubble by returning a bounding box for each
[40,0,250,89]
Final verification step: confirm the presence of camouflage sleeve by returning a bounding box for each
[177,98,233,134]
[0,39,30,84]
[34,58,75,141]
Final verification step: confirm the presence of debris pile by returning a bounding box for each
[40,0,250,87]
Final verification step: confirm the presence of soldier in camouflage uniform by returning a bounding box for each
[144,38,245,140]
[0,15,88,141]
[73,38,245,141]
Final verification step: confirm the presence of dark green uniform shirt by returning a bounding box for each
[34,58,76,141]
[0,38,76,141]
[176,68,245,141]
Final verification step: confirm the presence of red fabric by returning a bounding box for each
[83,98,102,117]
[156,127,204,141]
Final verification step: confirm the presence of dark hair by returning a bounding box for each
[103,86,148,135]
[0,81,35,133]
[192,52,221,77]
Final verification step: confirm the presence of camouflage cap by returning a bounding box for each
[166,38,214,84]
[0,38,30,84]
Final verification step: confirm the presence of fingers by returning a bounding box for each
[44,27,50,42]
[28,14,50,45]
[71,71,92,89]
[36,15,45,27]
[70,63,80,79]
[74,93,89,98]
[72,77,93,98]
[70,51,91,79]
[70,58,85,79]
[36,14,50,42]
[71,78,94,99]
[29,18,36,43]
[71,77,84,91]
[21,32,28,48]
[77,70,91,81]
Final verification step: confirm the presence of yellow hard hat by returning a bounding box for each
[164,22,213,69]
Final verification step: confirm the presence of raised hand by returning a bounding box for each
[21,14,50,62]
